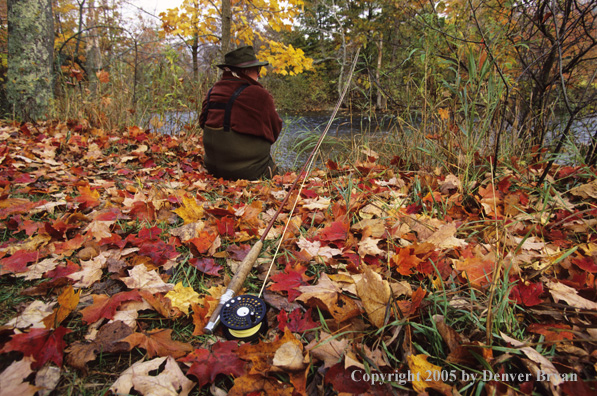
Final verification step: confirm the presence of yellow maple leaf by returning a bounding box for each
[407,354,453,394]
[165,282,201,315]
[174,195,204,224]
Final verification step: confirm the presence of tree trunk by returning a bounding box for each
[86,0,102,96]
[7,0,54,121]
[221,0,231,55]
[376,34,386,110]
[192,33,199,82]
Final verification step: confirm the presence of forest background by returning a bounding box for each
[1,0,597,395]
[1,0,596,163]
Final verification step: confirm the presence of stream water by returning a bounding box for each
[151,110,596,170]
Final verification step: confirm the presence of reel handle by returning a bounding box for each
[204,240,264,334]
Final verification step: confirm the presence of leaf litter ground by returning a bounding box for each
[0,120,596,395]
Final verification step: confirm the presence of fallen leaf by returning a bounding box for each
[269,264,312,302]
[277,308,319,333]
[66,321,132,371]
[120,264,175,293]
[547,280,597,310]
[528,323,574,342]
[0,249,40,275]
[273,341,306,371]
[0,356,40,396]
[306,332,349,369]
[237,329,303,376]
[570,179,597,199]
[355,266,391,328]
[501,332,564,387]
[510,280,544,307]
[323,363,370,394]
[15,256,60,280]
[169,221,205,242]
[174,195,204,224]
[110,356,195,396]
[296,237,343,260]
[80,290,143,324]
[188,257,222,276]
[407,354,453,395]
[35,364,61,396]
[228,374,295,396]
[43,285,81,329]
[357,236,385,257]
[180,341,246,388]
[6,300,55,329]
[67,253,108,288]
[424,223,467,249]
[121,328,194,358]
[165,282,201,315]
[0,327,72,369]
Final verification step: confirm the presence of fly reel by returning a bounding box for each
[220,295,267,342]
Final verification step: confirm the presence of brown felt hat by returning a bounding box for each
[216,46,269,69]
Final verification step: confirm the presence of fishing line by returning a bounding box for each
[258,48,361,298]
[205,47,361,338]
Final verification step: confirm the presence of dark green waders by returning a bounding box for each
[203,126,277,180]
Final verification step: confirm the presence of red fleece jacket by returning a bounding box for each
[199,72,283,144]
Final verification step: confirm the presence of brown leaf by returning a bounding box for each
[121,328,194,358]
[355,266,391,328]
[306,332,349,369]
[66,321,132,371]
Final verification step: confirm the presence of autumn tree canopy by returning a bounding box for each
[159,0,314,78]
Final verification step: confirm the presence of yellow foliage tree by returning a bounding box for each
[159,0,313,77]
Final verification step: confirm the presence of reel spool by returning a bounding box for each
[220,295,267,342]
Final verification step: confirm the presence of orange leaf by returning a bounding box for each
[121,328,193,358]
[391,247,422,276]
[43,285,81,329]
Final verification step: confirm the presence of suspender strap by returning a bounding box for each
[206,83,250,132]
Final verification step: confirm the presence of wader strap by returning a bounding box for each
[206,83,249,132]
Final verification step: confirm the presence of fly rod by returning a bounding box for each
[204,47,361,337]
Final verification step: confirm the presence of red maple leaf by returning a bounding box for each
[316,220,350,242]
[80,290,142,324]
[138,239,178,266]
[324,363,370,394]
[277,308,319,333]
[269,263,312,302]
[45,260,80,279]
[181,341,246,388]
[572,255,597,273]
[0,327,71,369]
[0,249,39,274]
[216,217,236,237]
[189,230,218,254]
[510,280,544,307]
[189,257,222,276]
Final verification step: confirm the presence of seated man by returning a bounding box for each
[199,46,283,180]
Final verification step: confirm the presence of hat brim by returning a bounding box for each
[216,60,269,69]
